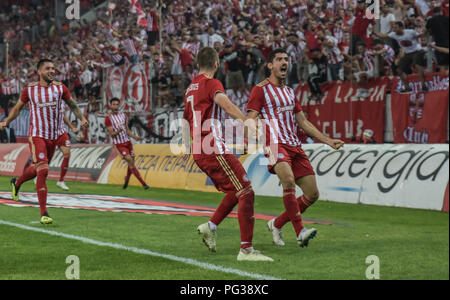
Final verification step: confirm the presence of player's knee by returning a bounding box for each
[36,162,49,177]
[308,190,319,202]
[282,177,296,190]
[236,186,255,205]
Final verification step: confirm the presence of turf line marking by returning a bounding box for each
[0,220,282,280]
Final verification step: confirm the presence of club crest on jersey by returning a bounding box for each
[39,153,45,159]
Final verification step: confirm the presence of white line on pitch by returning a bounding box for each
[0,220,282,280]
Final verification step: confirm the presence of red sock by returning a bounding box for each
[59,154,70,182]
[125,166,132,183]
[274,211,290,229]
[210,193,238,226]
[283,189,303,236]
[131,167,146,186]
[298,195,314,213]
[237,187,254,249]
[16,164,37,188]
[36,164,49,216]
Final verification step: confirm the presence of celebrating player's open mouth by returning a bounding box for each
[279,64,288,77]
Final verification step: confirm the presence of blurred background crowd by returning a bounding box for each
[0,0,448,143]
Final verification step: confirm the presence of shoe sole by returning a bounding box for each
[197,226,216,252]
[40,219,53,225]
[298,230,317,248]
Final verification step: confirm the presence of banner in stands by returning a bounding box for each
[390,72,449,143]
[295,78,389,143]
[242,144,449,211]
[104,62,151,112]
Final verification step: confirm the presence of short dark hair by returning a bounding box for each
[268,48,288,63]
[37,58,53,71]
[394,21,404,28]
[197,47,219,71]
[109,97,120,104]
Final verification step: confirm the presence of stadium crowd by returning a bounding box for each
[0,0,449,142]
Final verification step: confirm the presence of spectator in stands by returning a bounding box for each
[373,39,397,76]
[306,48,328,103]
[351,43,375,99]
[375,21,428,93]
[351,129,376,144]
[349,0,375,56]
[426,5,449,70]
[317,31,344,81]
[0,116,15,143]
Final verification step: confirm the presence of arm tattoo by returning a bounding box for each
[66,98,84,120]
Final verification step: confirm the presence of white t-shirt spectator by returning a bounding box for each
[380,13,395,34]
[388,30,422,53]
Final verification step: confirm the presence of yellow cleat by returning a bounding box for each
[10,178,19,202]
[40,216,53,225]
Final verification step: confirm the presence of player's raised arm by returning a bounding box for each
[61,84,89,129]
[295,111,344,150]
[213,92,247,123]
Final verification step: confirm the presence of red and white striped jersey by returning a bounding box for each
[246,79,302,147]
[1,78,20,95]
[56,62,71,82]
[380,44,395,66]
[323,36,344,64]
[183,74,228,158]
[105,112,130,144]
[121,38,138,56]
[362,50,375,72]
[19,81,71,140]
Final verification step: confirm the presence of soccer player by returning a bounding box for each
[183,47,272,261]
[246,49,344,247]
[105,97,149,190]
[29,113,79,190]
[0,58,89,224]
[54,112,80,191]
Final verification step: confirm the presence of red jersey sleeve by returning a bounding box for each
[62,84,71,101]
[104,115,112,127]
[207,79,226,100]
[246,86,264,113]
[20,88,30,104]
[294,101,303,114]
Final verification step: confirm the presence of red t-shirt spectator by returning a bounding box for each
[352,6,375,39]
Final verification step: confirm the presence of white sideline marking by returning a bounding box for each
[0,220,282,280]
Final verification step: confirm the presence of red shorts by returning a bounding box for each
[266,143,315,179]
[115,141,135,158]
[56,132,71,148]
[195,154,251,194]
[28,137,57,164]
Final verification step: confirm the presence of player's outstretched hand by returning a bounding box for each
[327,139,345,150]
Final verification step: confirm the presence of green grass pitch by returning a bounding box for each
[0,176,448,280]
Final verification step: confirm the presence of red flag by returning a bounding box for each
[137,13,149,27]
[129,0,144,14]
[128,0,148,27]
